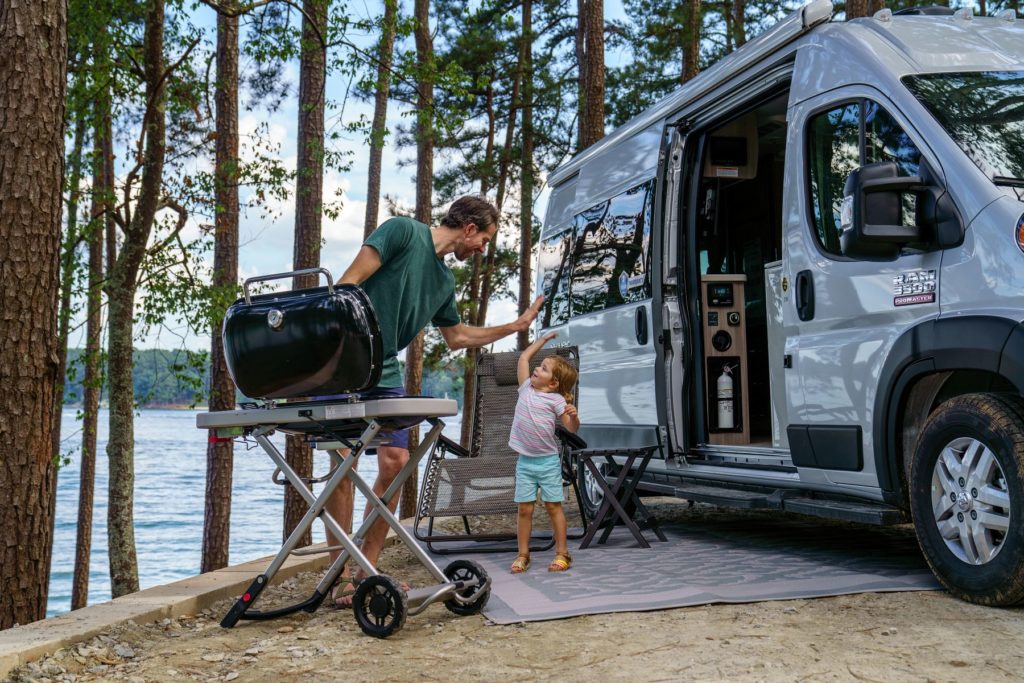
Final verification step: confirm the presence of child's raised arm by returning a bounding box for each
[517,331,558,384]
[560,403,580,433]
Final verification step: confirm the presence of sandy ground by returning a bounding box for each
[9,500,1024,683]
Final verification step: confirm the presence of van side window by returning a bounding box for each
[569,179,654,316]
[808,103,860,254]
[807,100,922,256]
[539,228,572,328]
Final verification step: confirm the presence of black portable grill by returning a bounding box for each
[199,268,490,638]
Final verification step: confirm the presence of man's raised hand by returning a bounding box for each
[514,295,545,331]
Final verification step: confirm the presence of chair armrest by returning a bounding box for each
[555,424,588,451]
[437,434,471,458]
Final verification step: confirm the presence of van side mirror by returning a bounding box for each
[840,161,964,260]
[840,162,924,260]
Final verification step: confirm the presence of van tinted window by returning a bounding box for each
[808,100,921,256]
[539,228,572,328]
[570,180,654,315]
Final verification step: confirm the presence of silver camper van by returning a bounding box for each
[538,1,1024,605]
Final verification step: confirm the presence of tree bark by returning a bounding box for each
[732,0,746,48]
[401,0,435,518]
[0,0,67,629]
[54,112,88,469]
[202,9,240,573]
[845,0,870,18]
[364,0,398,239]
[72,103,111,611]
[517,0,534,351]
[106,0,167,598]
[683,0,701,83]
[576,0,605,151]
[284,0,327,546]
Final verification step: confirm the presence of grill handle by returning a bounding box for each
[242,267,335,305]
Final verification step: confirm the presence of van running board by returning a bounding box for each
[668,482,907,525]
[783,497,907,526]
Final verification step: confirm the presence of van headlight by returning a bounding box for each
[1017,214,1024,253]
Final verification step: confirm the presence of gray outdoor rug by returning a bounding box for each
[431,517,943,624]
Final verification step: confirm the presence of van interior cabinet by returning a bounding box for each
[701,274,750,445]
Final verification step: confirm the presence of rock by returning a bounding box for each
[201,653,226,663]
[225,673,240,681]
[43,662,65,675]
[127,676,146,683]
[276,626,295,634]
[244,648,260,656]
[113,644,136,659]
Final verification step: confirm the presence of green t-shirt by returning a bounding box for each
[361,216,460,387]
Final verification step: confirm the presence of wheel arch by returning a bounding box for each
[875,316,1024,506]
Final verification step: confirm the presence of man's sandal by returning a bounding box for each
[548,552,572,572]
[510,555,531,573]
[331,577,360,609]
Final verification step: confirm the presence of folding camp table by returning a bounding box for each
[197,396,491,638]
[565,435,668,549]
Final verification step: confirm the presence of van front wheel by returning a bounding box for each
[909,393,1024,606]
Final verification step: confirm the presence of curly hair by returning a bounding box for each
[548,356,578,403]
[440,195,499,232]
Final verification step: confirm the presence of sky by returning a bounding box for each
[68,0,632,356]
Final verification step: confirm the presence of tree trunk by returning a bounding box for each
[576,0,605,151]
[683,0,700,83]
[845,0,870,18]
[284,0,327,545]
[733,0,746,48]
[465,66,521,437]
[106,0,167,598]
[517,0,534,351]
[0,0,67,629]
[401,0,435,518]
[72,105,111,611]
[364,0,398,239]
[54,112,88,467]
[202,9,240,573]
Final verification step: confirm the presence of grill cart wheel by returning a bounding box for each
[443,560,491,616]
[352,575,408,638]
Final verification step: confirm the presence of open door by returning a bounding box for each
[655,122,692,456]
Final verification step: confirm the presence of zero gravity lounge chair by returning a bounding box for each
[414,346,585,553]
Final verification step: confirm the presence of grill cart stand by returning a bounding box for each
[197,397,491,638]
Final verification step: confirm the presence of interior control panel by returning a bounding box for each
[701,274,750,446]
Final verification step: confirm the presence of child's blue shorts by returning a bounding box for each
[514,454,564,503]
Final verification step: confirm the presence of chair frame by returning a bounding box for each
[414,347,588,554]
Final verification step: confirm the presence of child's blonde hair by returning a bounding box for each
[547,356,578,403]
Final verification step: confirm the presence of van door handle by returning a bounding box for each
[796,270,815,321]
[635,306,649,345]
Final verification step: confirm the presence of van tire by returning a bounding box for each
[909,393,1024,606]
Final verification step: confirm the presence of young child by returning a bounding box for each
[508,332,580,574]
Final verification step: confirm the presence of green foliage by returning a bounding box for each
[63,348,209,407]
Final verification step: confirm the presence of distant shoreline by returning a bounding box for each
[63,403,207,411]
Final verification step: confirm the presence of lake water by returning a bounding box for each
[49,408,461,618]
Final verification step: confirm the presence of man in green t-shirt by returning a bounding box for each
[328,195,543,607]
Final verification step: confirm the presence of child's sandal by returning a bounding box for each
[511,555,531,573]
[548,552,572,572]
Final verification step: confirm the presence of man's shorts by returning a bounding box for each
[514,454,564,503]
[314,385,409,449]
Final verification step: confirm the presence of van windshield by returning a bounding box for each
[903,71,1024,189]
